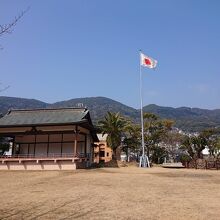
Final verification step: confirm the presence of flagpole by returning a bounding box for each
[139,50,150,168]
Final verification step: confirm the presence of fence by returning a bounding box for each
[0,153,91,159]
[184,158,220,170]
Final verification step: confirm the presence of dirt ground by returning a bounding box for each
[0,167,220,220]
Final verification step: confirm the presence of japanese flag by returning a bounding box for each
[140,52,157,69]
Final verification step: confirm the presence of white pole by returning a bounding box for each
[139,50,150,168]
[139,50,145,167]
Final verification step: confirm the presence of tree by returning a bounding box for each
[123,123,141,161]
[191,136,207,159]
[98,112,127,159]
[203,128,220,158]
[181,136,195,159]
[163,131,184,162]
[0,7,29,92]
[0,82,10,93]
[180,129,218,159]
[143,113,174,163]
[208,137,220,158]
[0,7,29,40]
[192,129,218,159]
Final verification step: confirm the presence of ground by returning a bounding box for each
[0,167,220,220]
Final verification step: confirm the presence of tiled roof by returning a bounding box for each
[0,108,88,126]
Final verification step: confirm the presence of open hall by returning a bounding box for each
[0,108,98,170]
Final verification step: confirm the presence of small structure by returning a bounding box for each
[94,134,112,163]
[0,108,98,170]
[161,162,185,168]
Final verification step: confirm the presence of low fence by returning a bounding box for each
[0,153,91,159]
[184,158,220,170]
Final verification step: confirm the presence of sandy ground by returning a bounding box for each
[0,167,220,220]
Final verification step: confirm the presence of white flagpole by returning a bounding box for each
[139,50,150,168]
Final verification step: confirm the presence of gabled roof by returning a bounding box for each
[0,107,99,141]
[97,134,108,141]
[0,108,89,127]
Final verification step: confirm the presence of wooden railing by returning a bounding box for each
[185,159,220,170]
[0,153,90,159]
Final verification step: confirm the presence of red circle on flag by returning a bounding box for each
[144,58,151,65]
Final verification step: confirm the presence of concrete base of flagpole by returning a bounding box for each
[139,155,150,168]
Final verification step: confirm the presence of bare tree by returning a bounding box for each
[0,82,10,92]
[0,7,30,39]
[0,7,29,92]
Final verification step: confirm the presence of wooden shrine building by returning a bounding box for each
[0,107,98,170]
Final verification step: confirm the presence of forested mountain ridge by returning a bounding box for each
[51,97,139,123]
[143,104,220,132]
[0,96,219,132]
[0,96,48,115]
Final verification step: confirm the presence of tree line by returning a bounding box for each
[98,111,220,164]
[0,111,220,162]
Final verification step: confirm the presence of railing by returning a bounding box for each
[185,158,220,170]
[0,153,91,159]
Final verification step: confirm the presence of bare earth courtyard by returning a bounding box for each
[0,167,220,220]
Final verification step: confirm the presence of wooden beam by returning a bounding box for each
[14,140,84,145]
[84,134,87,156]
[74,126,78,156]
[28,143,30,155]
[12,136,15,156]
[0,129,85,136]
[61,133,63,156]
[34,134,36,156]
[47,134,50,156]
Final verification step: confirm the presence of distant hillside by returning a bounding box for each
[51,97,139,123]
[0,96,220,132]
[143,104,220,132]
[0,96,48,114]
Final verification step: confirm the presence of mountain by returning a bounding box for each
[0,96,220,132]
[143,104,220,132]
[0,96,48,115]
[51,97,139,123]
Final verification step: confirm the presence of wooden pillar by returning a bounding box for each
[18,143,20,155]
[34,134,36,157]
[12,136,15,156]
[84,134,87,157]
[61,133,63,157]
[28,143,30,155]
[47,134,50,157]
[74,126,78,156]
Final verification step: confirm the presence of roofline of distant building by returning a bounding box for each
[0,120,89,129]
[7,107,88,113]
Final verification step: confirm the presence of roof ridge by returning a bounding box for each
[8,107,87,113]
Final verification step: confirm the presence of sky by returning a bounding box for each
[0,0,219,109]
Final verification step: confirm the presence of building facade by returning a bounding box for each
[0,108,98,170]
[94,134,112,163]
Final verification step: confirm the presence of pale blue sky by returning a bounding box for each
[0,0,219,109]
